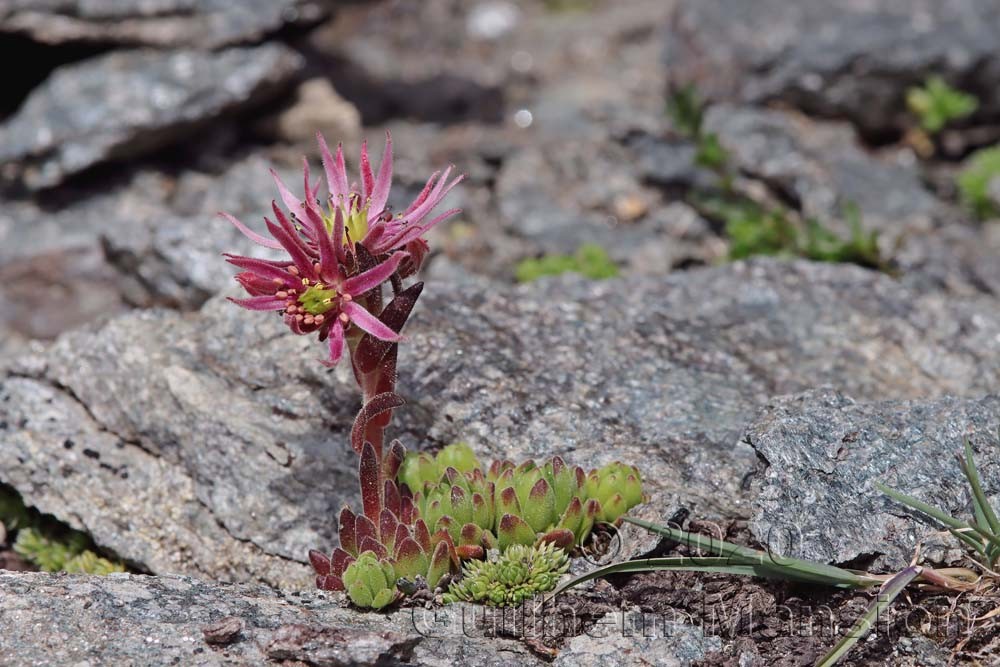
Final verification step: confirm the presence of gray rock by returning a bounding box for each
[0,45,303,190]
[747,389,1000,569]
[664,0,1000,137]
[0,571,545,666]
[0,570,723,666]
[703,105,940,237]
[0,154,299,339]
[700,105,1000,297]
[552,611,721,667]
[266,78,362,146]
[495,138,724,276]
[3,260,1000,584]
[0,171,171,339]
[0,0,326,49]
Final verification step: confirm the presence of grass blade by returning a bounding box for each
[815,566,921,667]
[622,516,875,587]
[878,482,1000,556]
[961,439,1000,538]
[551,556,869,598]
[622,516,760,558]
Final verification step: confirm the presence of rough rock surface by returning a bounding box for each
[2,260,1000,587]
[0,156,297,339]
[552,611,721,667]
[0,0,326,49]
[0,571,576,666]
[664,0,1000,138]
[0,45,303,190]
[0,572,720,666]
[747,389,1000,570]
[702,105,1000,297]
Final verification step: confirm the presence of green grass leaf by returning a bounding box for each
[816,566,921,667]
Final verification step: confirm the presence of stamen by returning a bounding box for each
[273,278,284,284]
[314,314,325,324]
[339,312,350,323]
[276,291,288,298]
[286,305,297,314]
[296,314,304,322]
[288,266,299,275]
[313,262,322,274]
[342,293,353,302]
[303,315,315,325]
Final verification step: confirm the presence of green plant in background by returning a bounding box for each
[957,145,1000,219]
[669,85,887,271]
[667,84,730,179]
[1,485,123,575]
[666,84,705,139]
[906,76,978,134]
[443,542,570,606]
[515,243,619,283]
[698,196,887,271]
[13,529,124,575]
[555,436,1000,666]
[543,0,594,13]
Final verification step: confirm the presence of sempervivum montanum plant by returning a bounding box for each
[223,133,464,608]
[398,443,644,556]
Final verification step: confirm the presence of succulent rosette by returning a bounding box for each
[398,445,646,556]
[443,542,570,607]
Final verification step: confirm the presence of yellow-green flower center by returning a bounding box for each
[324,198,370,245]
[298,284,338,316]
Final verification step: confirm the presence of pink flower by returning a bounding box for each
[220,132,462,367]
[313,131,464,268]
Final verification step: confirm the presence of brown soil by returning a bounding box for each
[547,520,1000,666]
[0,545,35,572]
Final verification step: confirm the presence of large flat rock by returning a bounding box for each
[2,260,999,586]
[0,45,302,190]
[664,0,1000,137]
[0,572,720,666]
[747,389,1000,570]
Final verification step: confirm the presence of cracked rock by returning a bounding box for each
[747,388,1000,570]
[0,45,303,190]
[0,572,721,666]
[2,260,1000,585]
[664,0,1000,138]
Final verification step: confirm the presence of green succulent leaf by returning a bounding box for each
[444,543,570,607]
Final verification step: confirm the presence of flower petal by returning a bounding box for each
[313,208,342,280]
[227,295,286,311]
[368,131,393,216]
[342,301,402,342]
[270,168,307,223]
[264,218,318,281]
[318,132,349,203]
[404,168,464,225]
[224,253,294,284]
[219,212,282,249]
[343,251,406,296]
[359,139,375,201]
[383,208,461,250]
[320,320,345,367]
